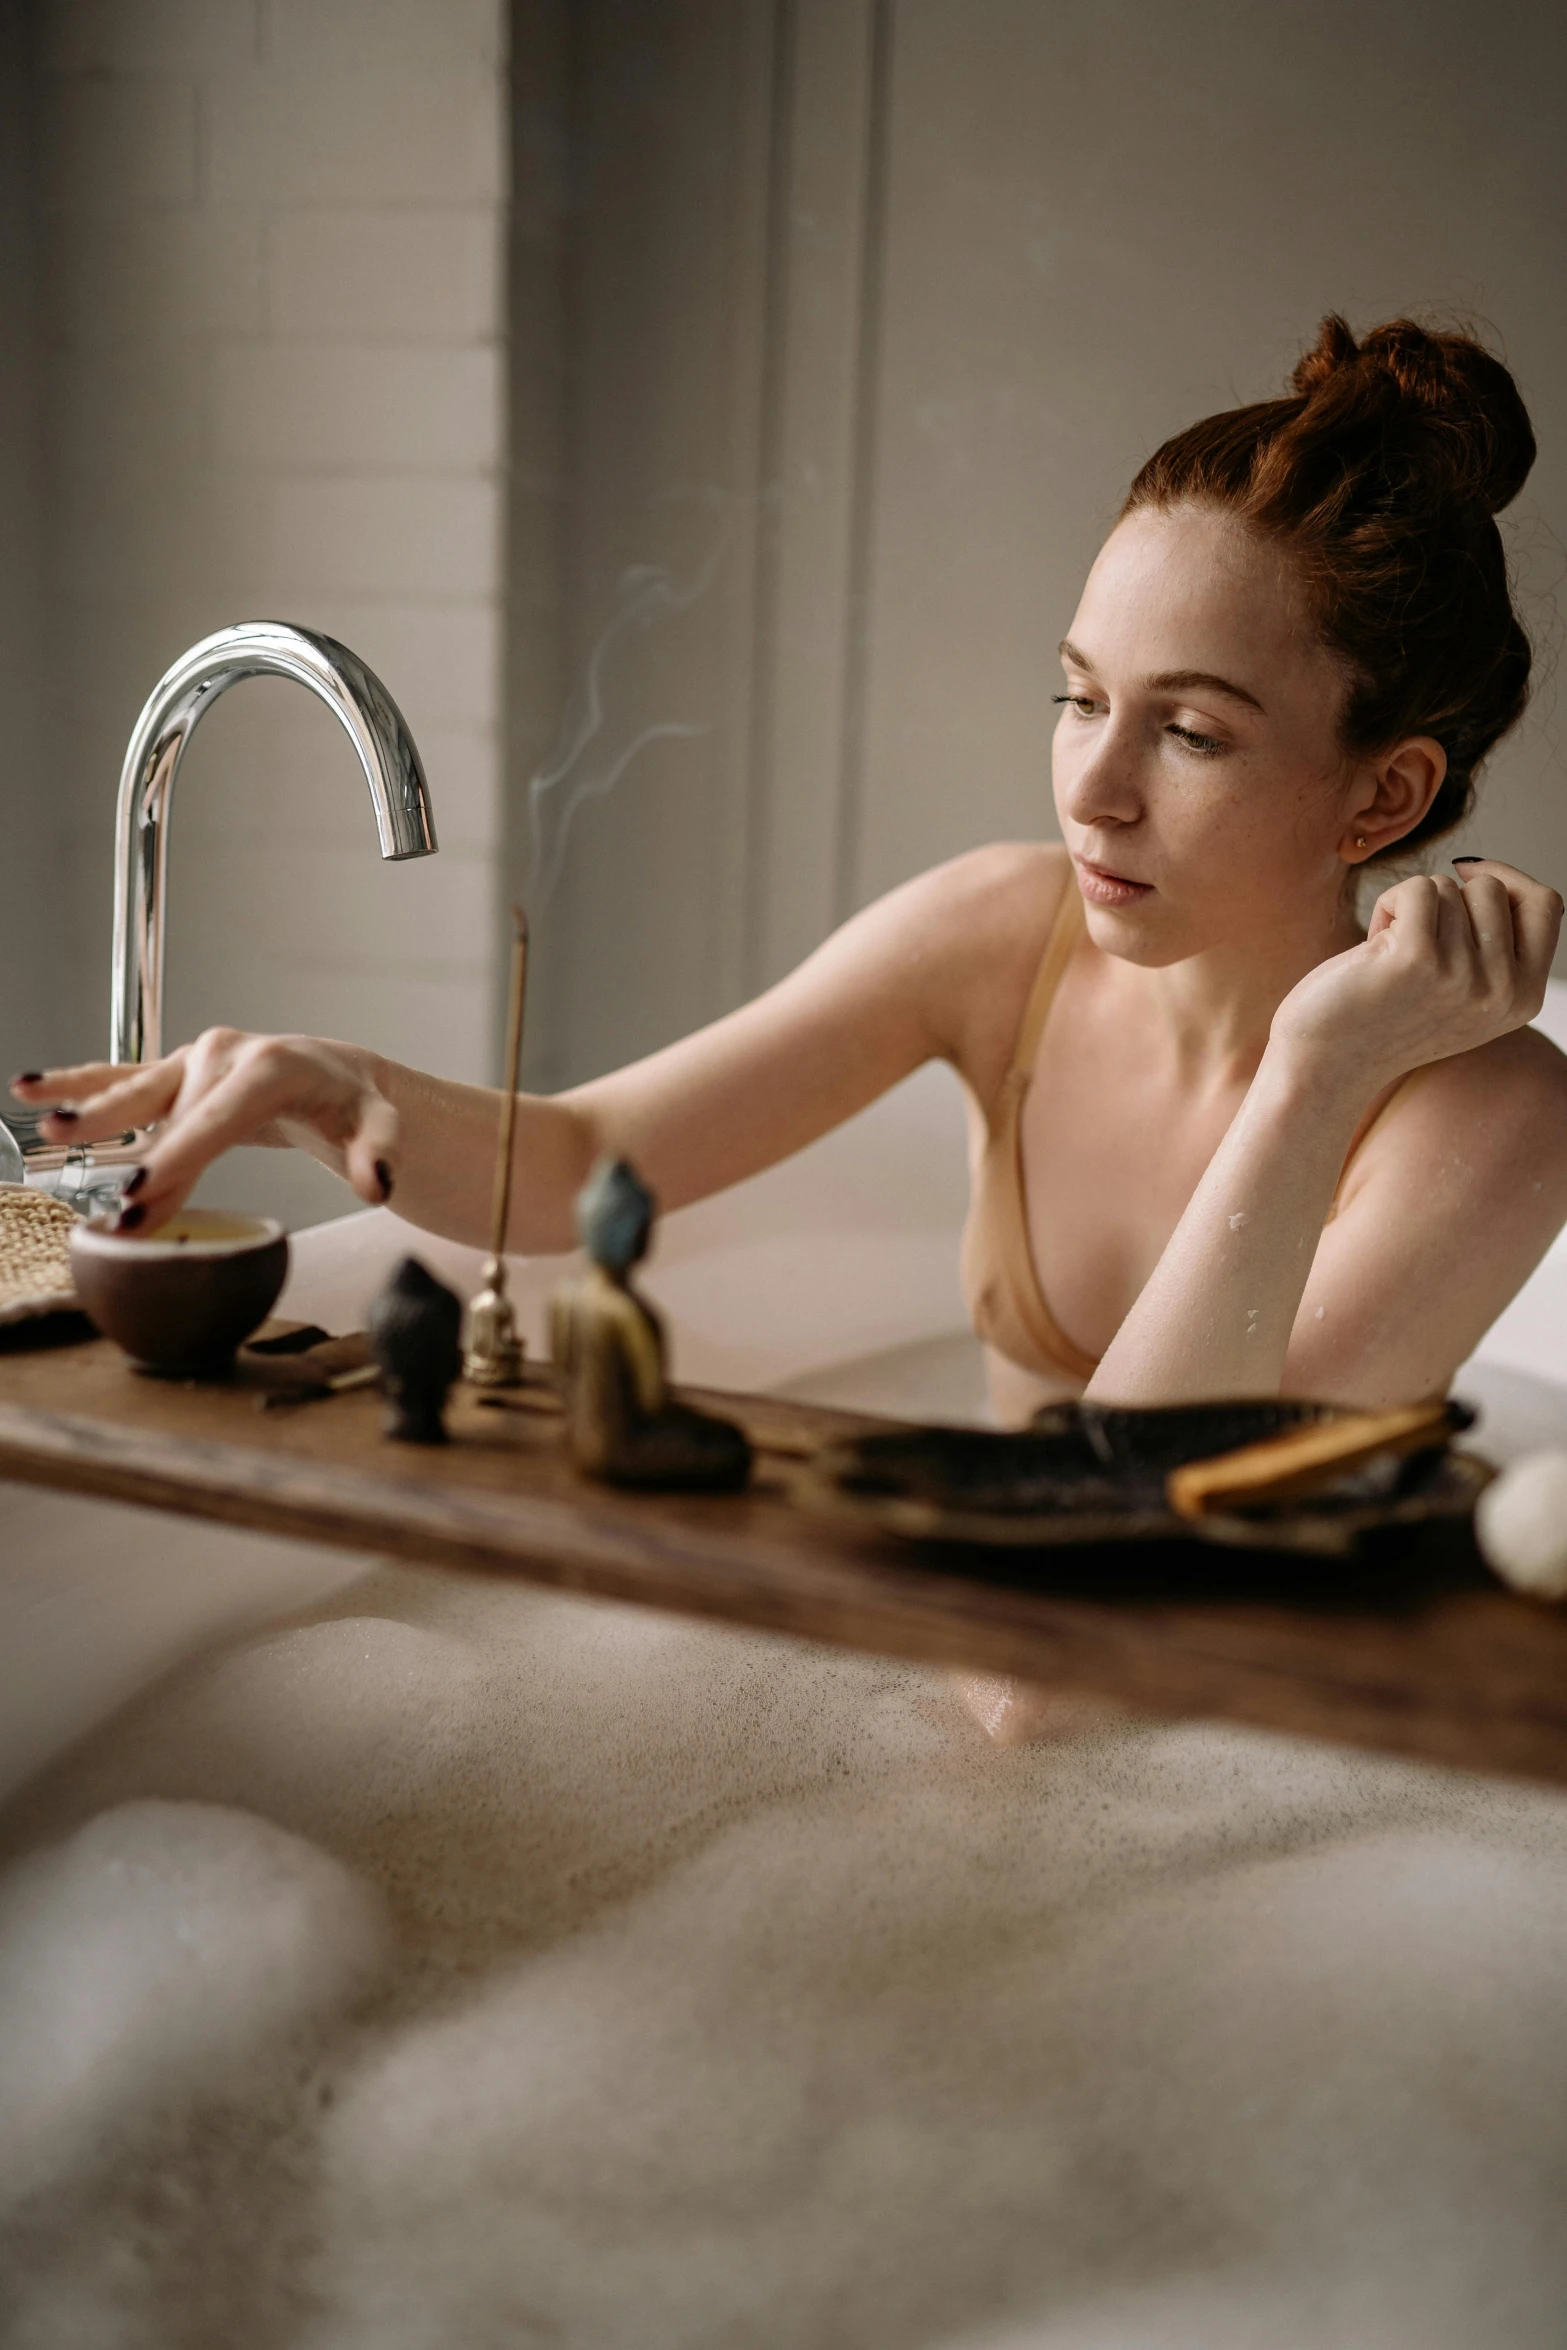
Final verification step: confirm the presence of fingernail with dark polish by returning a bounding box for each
[1452,856,1483,865]
[50,1107,78,1124]
[121,1165,147,1196]
[375,1159,394,1202]
[12,1071,42,1086]
[115,1202,145,1233]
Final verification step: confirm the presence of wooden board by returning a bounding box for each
[2,1322,1566,1787]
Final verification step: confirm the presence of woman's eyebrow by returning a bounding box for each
[1145,666,1266,714]
[1057,642,1266,716]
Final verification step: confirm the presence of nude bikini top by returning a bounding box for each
[959,886,1410,1386]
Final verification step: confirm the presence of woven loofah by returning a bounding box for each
[0,1186,79,1324]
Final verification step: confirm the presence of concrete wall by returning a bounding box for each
[518,0,777,1091]
[849,0,1567,909]
[530,0,1567,1088]
[503,0,568,1088]
[0,1,53,1087]
[521,0,874,1089]
[32,0,511,1224]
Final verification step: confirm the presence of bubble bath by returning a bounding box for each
[2,1553,1567,2349]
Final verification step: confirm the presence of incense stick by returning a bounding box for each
[463,903,531,1387]
[488,904,529,1262]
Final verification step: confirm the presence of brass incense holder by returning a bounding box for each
[464,904,529,1387]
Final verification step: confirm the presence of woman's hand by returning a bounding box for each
[9,1030,399,1228]
[1270,860,1564,1098]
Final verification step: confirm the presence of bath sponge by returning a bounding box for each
[1474,1451,1567,1600]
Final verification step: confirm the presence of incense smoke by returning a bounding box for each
[527,531,724,908]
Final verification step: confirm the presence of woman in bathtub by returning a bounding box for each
[16,316,1567,1432]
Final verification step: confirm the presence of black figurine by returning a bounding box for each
[368,1256,463,1444]
[550,1158,751,1491]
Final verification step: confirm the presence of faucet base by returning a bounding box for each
[18,1130,144,1215]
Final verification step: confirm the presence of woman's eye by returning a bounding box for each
[1167,723,1225,757]
[1051,693,1100,718]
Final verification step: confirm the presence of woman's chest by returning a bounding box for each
[1017,1045,1246,1355]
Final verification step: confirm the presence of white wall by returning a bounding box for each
[32,0,511,1225]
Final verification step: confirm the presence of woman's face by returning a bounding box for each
[1052,502,1361,964]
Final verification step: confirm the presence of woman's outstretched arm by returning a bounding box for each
[9,847,1050,1250]
[1087,863,1567,1408]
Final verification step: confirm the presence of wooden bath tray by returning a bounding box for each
[2,1323,1567,1789]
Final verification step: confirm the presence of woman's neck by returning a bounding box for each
[1100,883,1364,1079]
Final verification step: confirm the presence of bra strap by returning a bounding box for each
[1010,883,1084,1079]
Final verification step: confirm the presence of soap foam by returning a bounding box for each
[0,1799,387,2197]
[294,1803,1567,2350]
[2,1571,1567,2346]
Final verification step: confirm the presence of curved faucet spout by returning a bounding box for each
[111,621,438,1066]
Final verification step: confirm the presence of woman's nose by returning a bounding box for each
[1058,717,1143,830]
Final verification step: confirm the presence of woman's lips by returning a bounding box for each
[1073,855,1153,908]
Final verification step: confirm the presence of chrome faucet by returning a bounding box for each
[111,621,439,1066]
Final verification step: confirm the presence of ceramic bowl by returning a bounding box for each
[69,1209,289,1375]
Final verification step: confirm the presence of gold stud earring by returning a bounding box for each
[1355,835,1368,851]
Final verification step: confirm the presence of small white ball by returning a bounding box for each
[1475,1451,1567,1600]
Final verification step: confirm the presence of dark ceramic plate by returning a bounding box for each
[798,1397,1490,1558]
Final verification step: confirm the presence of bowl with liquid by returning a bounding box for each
[70,1209,289,1374]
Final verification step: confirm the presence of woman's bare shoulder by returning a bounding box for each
[905,841,1073,973]
[1364,1019,1567,1216]
[1413,1021,1567,1132]
[918,837,1072,916]
[896,841,1076,1087]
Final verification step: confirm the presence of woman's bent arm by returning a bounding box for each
[1089,864,1567,1408]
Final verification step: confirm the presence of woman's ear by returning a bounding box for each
[1341,736,1448,861]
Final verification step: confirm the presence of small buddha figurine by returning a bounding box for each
[368,1257,463,1444]
[551,1157,751,1492]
